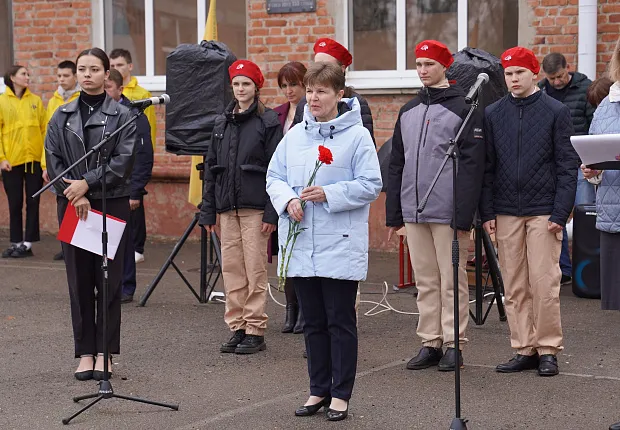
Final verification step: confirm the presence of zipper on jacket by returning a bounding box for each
[415,103,430,223]
[517,106,523,215]
[422,119,430,147]
[66,127,89,172]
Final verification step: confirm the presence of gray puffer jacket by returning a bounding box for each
[590,96,620,233]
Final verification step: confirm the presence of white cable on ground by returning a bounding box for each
[360,281,419,316]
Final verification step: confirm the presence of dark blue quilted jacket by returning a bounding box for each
[480,90,578,226]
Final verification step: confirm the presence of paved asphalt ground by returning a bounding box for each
[2,233,620,430]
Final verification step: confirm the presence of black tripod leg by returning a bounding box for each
[481,228,507,321]
[73,392,99,403]
[199,226,208,303]
[62,395,104,425]
[112,393,179,410]
[138,214,199,306]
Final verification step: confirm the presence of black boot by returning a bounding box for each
[235,335,266,354]
[220,329,246,353]
[282,280,298,333]
[293,307,305,334]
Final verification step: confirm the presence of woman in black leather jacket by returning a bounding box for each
[45,47,136,381]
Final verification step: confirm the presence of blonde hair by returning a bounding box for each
[610,36,620,82]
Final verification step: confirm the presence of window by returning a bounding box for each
[102,0,247,91]
[345,0,518,89]
[0,0,13,92]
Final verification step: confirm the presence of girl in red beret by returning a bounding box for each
[199,59,283,354]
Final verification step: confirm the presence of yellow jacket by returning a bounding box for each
[41,89,80,169]
[0,87,46,167]
[123,76,156,148]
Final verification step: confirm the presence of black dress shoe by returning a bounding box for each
[293,308,304,334]
[235,335,266,354]
[53,250,64,261]
[93,370,113,381]
[496,353,539,373]
[406,347,443,370]
[561,274,572,285]
[326,406,349,422]
[438,348,463,372]
[10,244,33,258]
[538,354,559,376]
[121,294,134,304]
[2,245,17,258]
[74,370,93,381]
[295,397,331,416]
[282,303,298,333]
[220,329,246,353]
[609,421,620,430]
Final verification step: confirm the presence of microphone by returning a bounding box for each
[129,94,170,109]
[464,73,489,104]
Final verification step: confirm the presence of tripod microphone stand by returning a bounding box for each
[34,108,179,425]
[138,159,222,306]
[469,217,507,325]
[417,89,484,430]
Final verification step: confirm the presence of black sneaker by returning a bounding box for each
[53,250,64,261]
[561,274,572,285]
[10,244,33,258]
[121,294,134,304]
[2,245,17,258]
[220,329,246,353]
[406,347,443,370]
[234,335,266,354]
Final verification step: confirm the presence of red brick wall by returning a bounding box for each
[528,0,620,76]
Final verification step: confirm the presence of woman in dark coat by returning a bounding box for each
[45,48,136,381]
[272,61,307,333]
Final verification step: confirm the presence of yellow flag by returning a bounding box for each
[188,0,218,207]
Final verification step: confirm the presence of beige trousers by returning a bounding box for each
[495,215,563,356]
[220,209,270,336]
[405,223,470,349]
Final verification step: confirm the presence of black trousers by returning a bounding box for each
[57,196,129,357]
[132,197,146,254]
[121,205,138,296]
[2,162,43,243]
[293,277,358,401]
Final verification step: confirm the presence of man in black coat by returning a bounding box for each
[104,69,154,303]
[539,52,596,285]
[481,47,578,377]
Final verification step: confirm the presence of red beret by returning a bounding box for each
[501,47,540,74]
[229,60,265,89]
[313,38,353,68]
[415,40,454,68]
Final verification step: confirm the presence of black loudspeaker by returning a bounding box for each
[165,41,236,156]
[572,205,601,299]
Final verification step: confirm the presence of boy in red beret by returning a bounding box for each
[386,40,486,371]
[480,47,578,376]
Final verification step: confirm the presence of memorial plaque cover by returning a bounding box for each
[266,0,316,14]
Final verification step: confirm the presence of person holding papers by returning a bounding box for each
[45,48,136,381]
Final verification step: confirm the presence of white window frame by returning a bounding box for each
[340,0,468,90]
[93,0,208,92]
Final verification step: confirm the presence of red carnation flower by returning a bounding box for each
[318,145,333,165]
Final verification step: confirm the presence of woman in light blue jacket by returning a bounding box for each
[267,62,381,422]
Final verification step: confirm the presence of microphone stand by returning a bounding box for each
[33,107,179,424]
[417,89,481,430]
